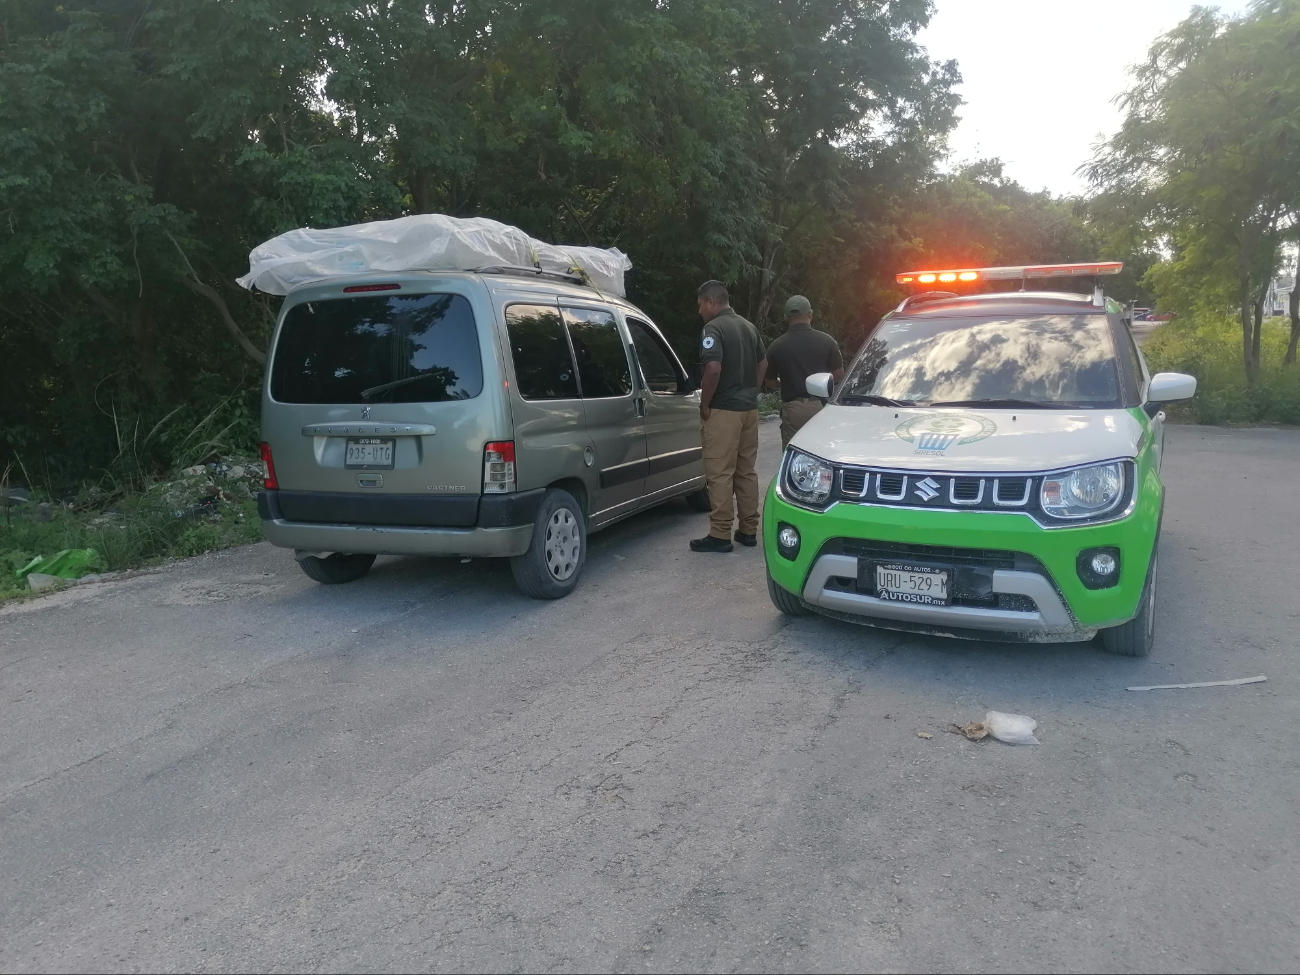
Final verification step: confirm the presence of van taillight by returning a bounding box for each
[259,442,279,489]
[342,283,401,293]
[483,441,515,494]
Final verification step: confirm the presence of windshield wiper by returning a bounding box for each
[924,398,1072,410]
[360,375,433,400]
[840,394,914,407]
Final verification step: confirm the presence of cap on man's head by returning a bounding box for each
[784,295,813,317]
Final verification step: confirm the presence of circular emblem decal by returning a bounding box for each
[702,336,716,350]
[895,412,997,453]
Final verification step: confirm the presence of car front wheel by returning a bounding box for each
[767,571,812,616]
[1101,546,1157,657]
[510,488,587,599]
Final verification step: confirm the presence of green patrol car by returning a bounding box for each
[762,263,1197,656]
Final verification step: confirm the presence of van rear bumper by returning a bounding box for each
[257,489,540,558]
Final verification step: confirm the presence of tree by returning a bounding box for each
[1087,1,1300,383]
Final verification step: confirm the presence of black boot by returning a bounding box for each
[733,531,757,547]
[690,534,734,553]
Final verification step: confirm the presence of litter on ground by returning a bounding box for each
[985,711,1040,745]
[1126,675,1267,691]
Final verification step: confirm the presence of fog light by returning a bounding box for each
[777,523,801,560]
[1090,552,1117,576]
[1077,546,1121,590]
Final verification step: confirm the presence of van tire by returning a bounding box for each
[298,552,376,585]
[767,571,812,616]
[1101,546,1157,657]
[684,488,712,512]
[510,488,587,599]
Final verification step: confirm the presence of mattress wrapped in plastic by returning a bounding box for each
[236,214,632,296]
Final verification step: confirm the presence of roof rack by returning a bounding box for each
[895,291,958,313]
[471,265,588,285]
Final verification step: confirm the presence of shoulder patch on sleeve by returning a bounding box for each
[702,335,716,350]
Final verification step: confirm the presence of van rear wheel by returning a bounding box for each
[510,488,587,599]
[298,552,376,585]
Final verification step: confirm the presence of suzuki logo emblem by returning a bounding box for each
[360,406,372,419]
[914,476,941,501]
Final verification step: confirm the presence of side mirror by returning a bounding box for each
[806,372,833,399]
[1147,372,1197,403]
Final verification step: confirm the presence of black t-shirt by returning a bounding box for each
[766,324,843,402]
[700,308,766,411]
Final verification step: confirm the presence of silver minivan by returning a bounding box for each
[256,267,709,597]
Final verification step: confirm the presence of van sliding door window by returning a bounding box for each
[563,307,632,398]
[505,304,580,400]
[271,293,482,404]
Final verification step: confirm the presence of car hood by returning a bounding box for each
[789,404,1142,473]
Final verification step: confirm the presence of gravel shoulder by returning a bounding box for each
[2,420,1297,973]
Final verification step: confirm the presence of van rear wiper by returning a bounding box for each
[360,375,432,400]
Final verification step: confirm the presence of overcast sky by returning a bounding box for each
[916,0,1252,197]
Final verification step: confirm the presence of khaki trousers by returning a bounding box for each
[780,397,824,448]
[701,408,760,539]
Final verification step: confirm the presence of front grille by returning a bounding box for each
[841,469,868,496]
[839,539,1017,570]
[952,478,983,503]
[877,473,907,499]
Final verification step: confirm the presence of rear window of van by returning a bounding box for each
[271,293,482,404]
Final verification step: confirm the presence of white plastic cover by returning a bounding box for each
[236,214,632,297]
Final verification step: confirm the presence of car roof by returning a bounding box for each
[898,291,1105,318]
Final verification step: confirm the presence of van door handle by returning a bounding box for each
[301,423,436,436]
[633,396,646,418]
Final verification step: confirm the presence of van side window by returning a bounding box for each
[563,307,632,398]
[626,318,690,394]
[505,304,579,400]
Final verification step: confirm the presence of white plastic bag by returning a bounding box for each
[985,710,1040,745]
[236,214,633,297]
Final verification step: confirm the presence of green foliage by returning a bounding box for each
[1088,1,1300,381]
[1144,316,1300,424]
[0,478,262,602]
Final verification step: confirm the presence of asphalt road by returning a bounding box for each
[3,420,1298,973]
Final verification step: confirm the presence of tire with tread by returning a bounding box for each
[767,571,812,616]
[684,488,712,512]
[1101,545,1157,657]
[510,488,587,599]
[298,552,376,585]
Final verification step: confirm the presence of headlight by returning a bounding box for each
[1040,463,1124,519]
[785,450,834,506]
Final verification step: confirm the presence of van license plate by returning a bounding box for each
[874,563,950,606]
[345,438,394,469]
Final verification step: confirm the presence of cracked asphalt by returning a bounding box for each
[2,420,1298,973]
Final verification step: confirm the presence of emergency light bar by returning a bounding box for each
[896,262,1123,286]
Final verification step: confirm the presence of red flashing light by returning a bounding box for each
[342,283,401,293]
[259,441,278,489]
[897,262,1122,286]
[484,441,515,462]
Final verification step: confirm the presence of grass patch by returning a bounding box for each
[0,459,264,602]
[1142,313,1300,424]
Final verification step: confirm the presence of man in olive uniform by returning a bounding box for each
[692,280,766,553]
[765,295,845,448]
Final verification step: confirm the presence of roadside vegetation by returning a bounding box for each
[1144,314,1300,425]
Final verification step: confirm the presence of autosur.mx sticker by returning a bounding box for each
[895,412,997,454]
[702,336,716,350]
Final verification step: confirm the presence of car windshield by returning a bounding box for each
[838,314,1122,409]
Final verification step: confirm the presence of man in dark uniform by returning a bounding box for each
[764,295,845,448]
[692,280,766,553]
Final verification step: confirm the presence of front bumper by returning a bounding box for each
[764,480,1160,640]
